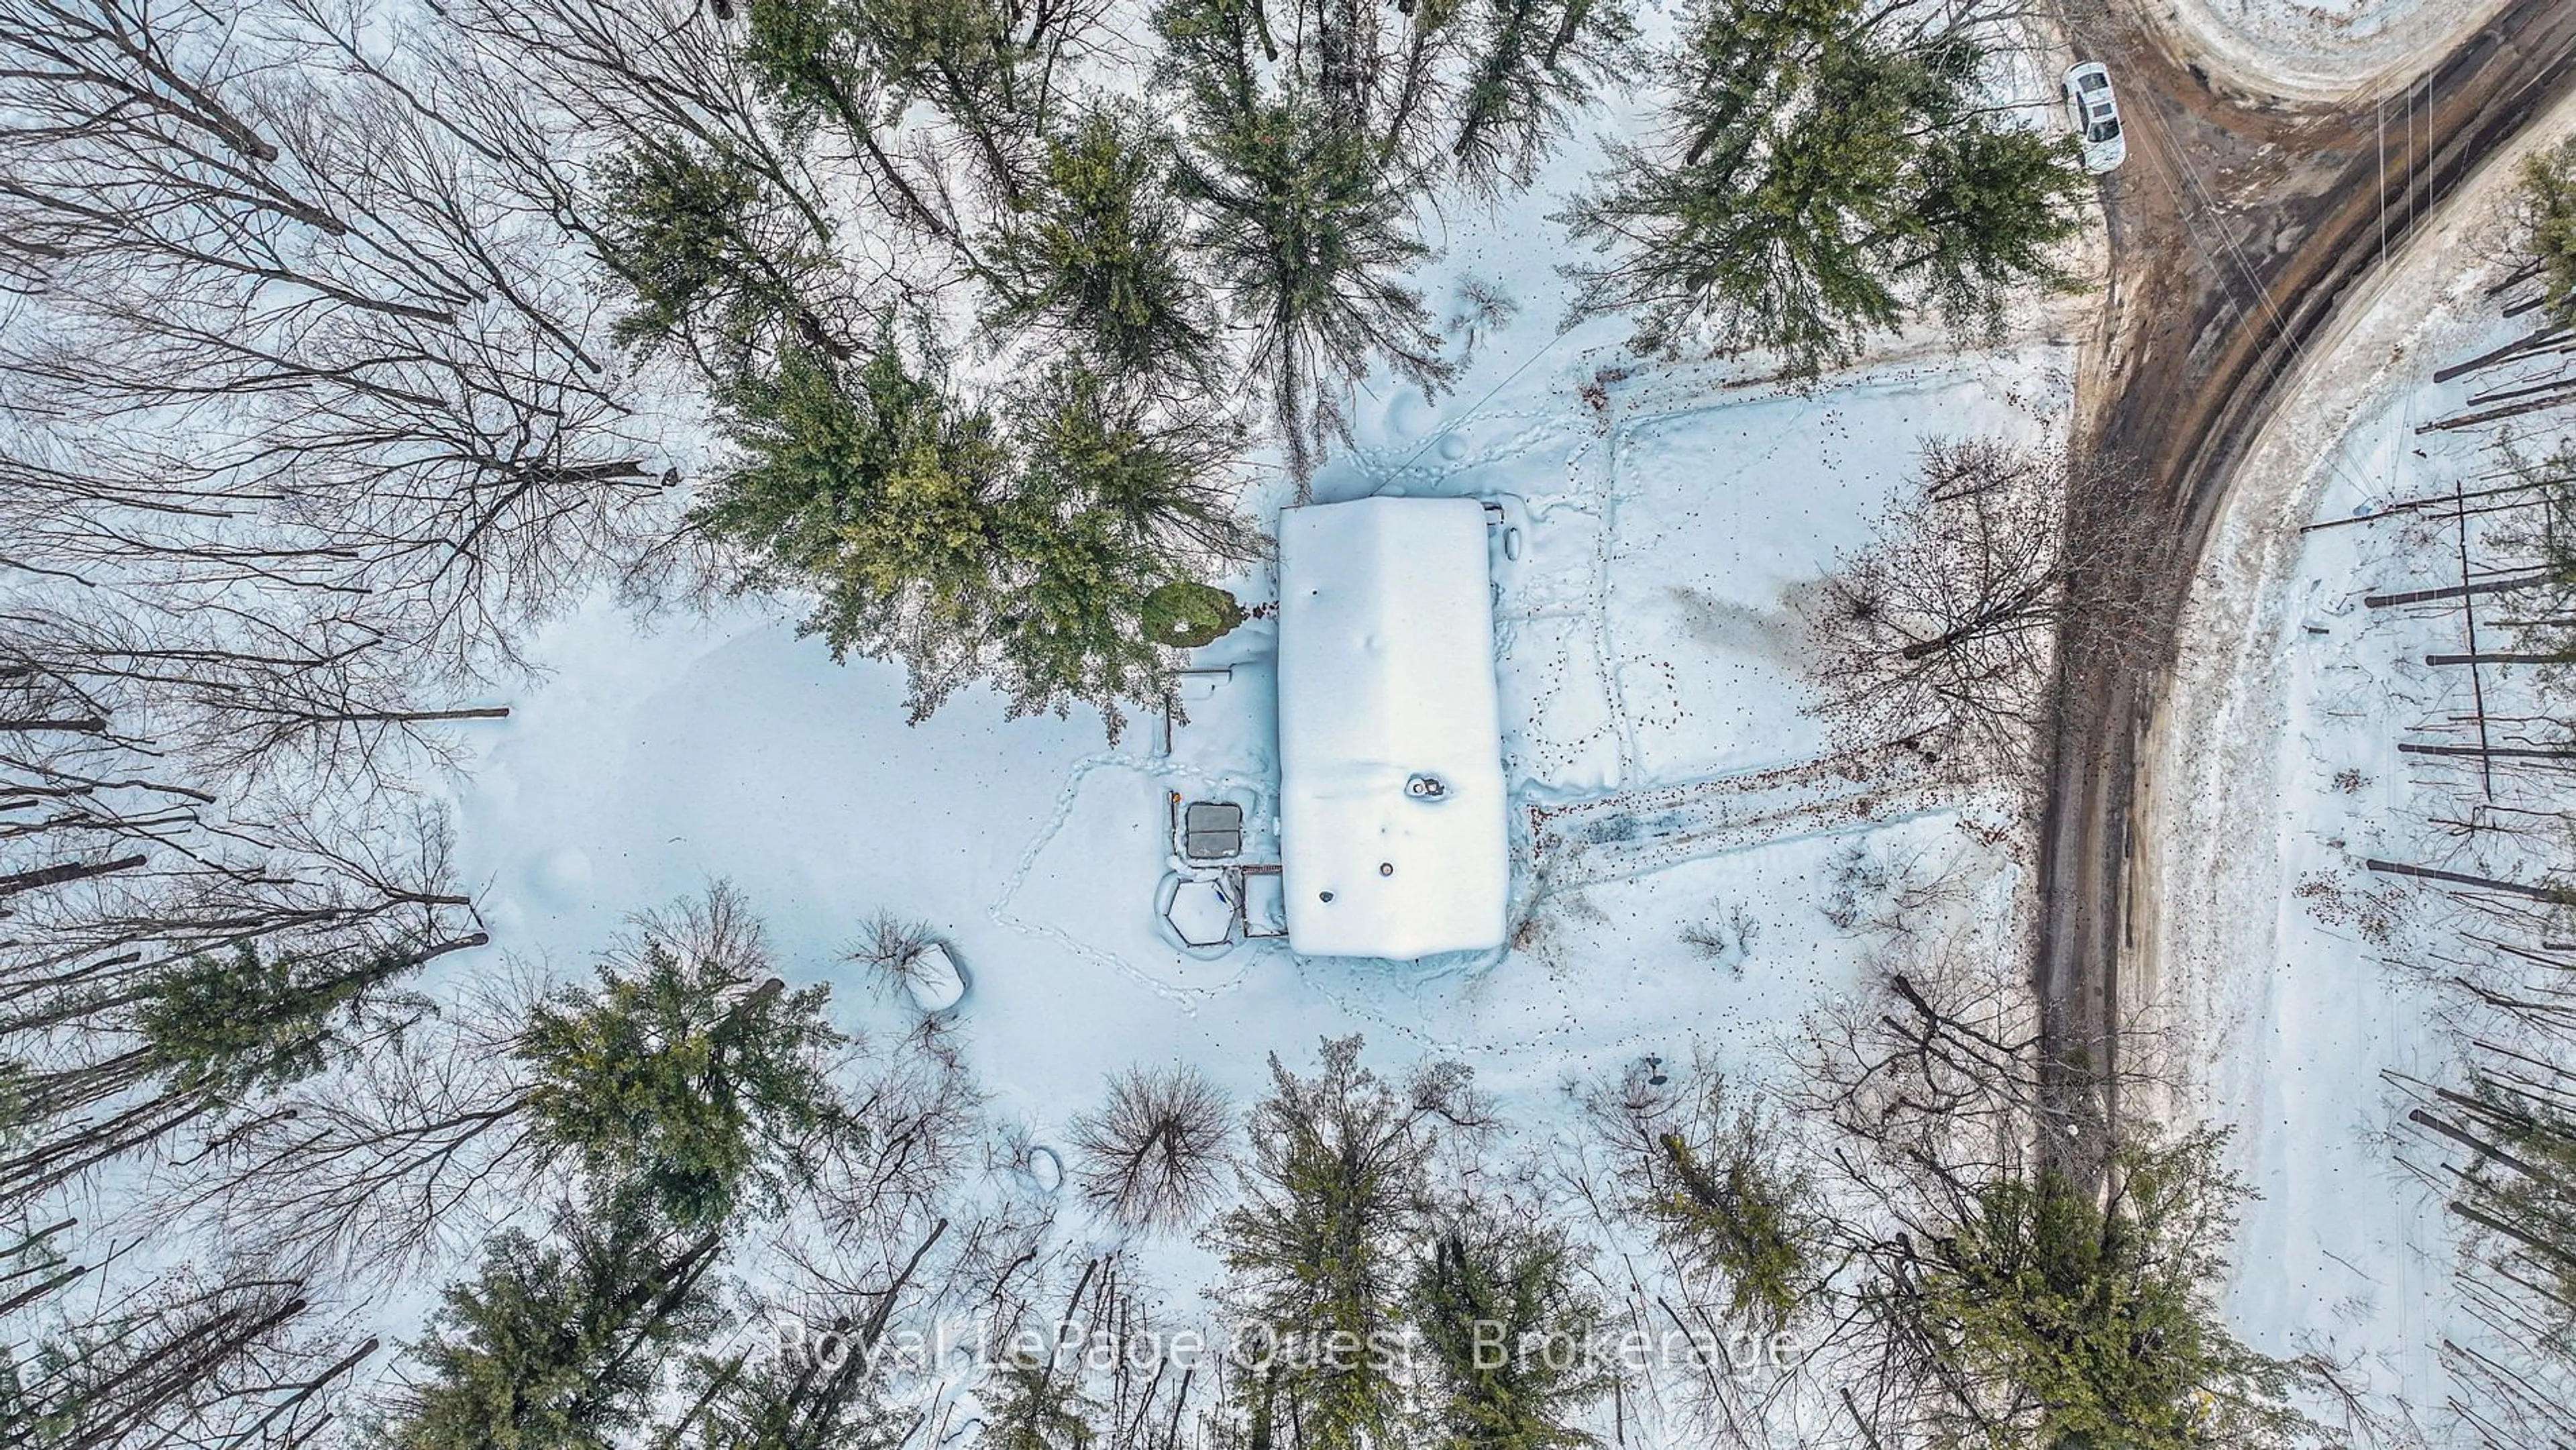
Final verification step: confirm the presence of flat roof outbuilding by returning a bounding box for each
[1275,497,1509,958]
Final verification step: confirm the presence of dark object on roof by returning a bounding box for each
[1183,801,1243,861]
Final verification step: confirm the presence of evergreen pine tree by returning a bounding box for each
[975,1357,1100,1450]
[1447,0,1639,196]
[2520,137,2576,329]
[519,947,859,1233]
[1210,1037,1477,1450]
[981,479,1175,734]
[991,362,1256,725]
[592,135,834,362]
[985,109,1225,394]
[1406,1208,1608,1450]
[1156,0,1454,482]
[839,0,1044,203]
[378,1203,728,1450]
[1596,1066,1817,1333]
[1893,1130,2304,1446]
[1903,121,2094,344]
[739,0,874,138]
[694,342,1253,735]
[1646,1131,1810,1333]
[0,931,472,1223]
[1559,0,2085,375]
[737,0,953,238]
[692,339,1012,722]
[135,938,452,1098]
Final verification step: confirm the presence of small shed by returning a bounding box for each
[1275,497,1509,957]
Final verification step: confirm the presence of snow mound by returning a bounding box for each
[2163,0,2510,100]
[905,943,969,1015]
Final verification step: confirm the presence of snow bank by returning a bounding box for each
[2157,0,2509,100]
[905,943,968,1013]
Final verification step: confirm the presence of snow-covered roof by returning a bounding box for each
[1277,497,1509,958]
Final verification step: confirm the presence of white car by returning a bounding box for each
[2063,62,2127,174]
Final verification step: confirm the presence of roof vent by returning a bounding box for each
[1405,772,1449,800]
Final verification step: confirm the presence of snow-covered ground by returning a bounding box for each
[2135,81,2576,1431]
[445,178,2077,1198]
[388,42,2108,1450]
[2157,0,2510,99]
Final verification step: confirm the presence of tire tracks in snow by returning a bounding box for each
[1529,753,1949,892]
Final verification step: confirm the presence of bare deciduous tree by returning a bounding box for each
[1806,436,2074,782]
[0,1264,376,1449]
[0,0,690,690]
[1067,1064,1234,1233]
[1809,437,2169,790]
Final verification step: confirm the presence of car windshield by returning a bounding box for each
[2080,72,2109,91]
[2088,117,2122,144]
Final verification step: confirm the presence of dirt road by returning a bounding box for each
[2035,1,2576,1146]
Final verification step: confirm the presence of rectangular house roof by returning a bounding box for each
[1277,497,1509,958]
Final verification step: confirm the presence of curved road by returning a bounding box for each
[2035,1,2576,1151]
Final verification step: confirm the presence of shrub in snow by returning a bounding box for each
[849,913,967,1013]
[1817,840,1973,945]
[1820,842,1894,932]
[1680,917,1730,959]
[1140,581,1244,648]
[1679,900,1760,971]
